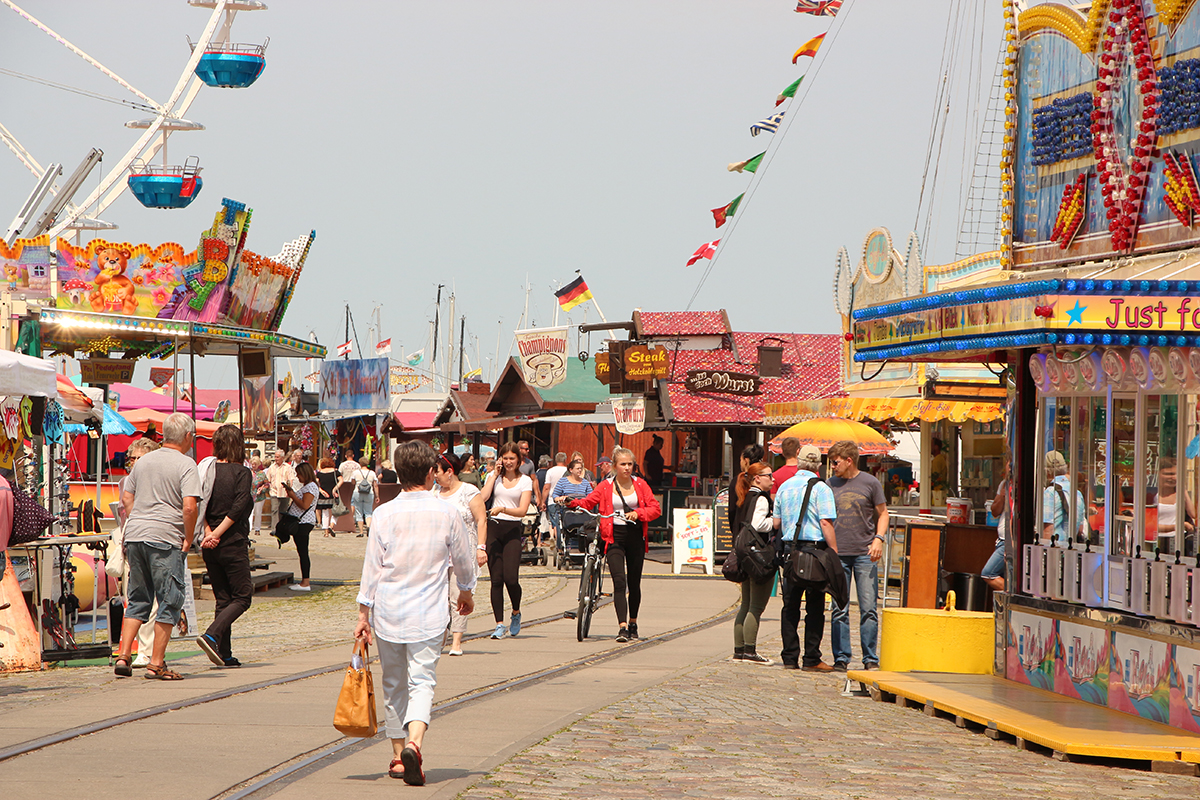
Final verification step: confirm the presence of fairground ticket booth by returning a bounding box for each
[842,2,1200,740]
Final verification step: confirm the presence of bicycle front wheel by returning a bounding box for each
[577,559,593,641]
[581,557,601,640]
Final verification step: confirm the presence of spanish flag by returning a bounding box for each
[555,276,594,311]
[792,33,825,63]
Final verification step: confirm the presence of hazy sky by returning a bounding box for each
[1,1,1002,390]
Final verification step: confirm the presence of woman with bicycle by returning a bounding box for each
[435,452,489,655]
[732,462,777,664]
[480,442,533,639]
[568,447,661,642]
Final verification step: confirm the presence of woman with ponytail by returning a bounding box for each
[732,461,777,664]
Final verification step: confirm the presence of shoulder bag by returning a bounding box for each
[333,639,378,737]
[783,477,827,585]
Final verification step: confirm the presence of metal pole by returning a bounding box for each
[172,342,179,413]
[458,316,465,386]
[189,324,197,459]
[237,344,244,431]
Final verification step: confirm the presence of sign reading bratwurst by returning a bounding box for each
[684,369,762,396]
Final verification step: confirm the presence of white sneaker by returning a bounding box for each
[132,654,150,668]
[288,584,312,592]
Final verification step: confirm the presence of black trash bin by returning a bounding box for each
[950,571,988,611]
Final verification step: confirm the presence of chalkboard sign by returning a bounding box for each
[713,502,733,552]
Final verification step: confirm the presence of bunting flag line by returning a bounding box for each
[375,338,392,356]
[795,0,842,16]
[686,239,720,267]
[727,151,766,173]
[776,76,803,106]
[406,348,425,366]
[793,33,826,63]
[711,193,744,228]
[336,340,353,357]
[750,111,785,137]
[555,275,594,311]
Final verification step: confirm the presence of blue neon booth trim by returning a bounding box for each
[195,53,265,88]
[127,174,204,209]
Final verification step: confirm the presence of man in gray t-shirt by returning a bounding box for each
[114,413,201,680]
[827,440,889,671]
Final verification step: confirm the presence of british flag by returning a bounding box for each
[795,0,842,16]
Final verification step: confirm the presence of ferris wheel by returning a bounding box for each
[1,0,269,245]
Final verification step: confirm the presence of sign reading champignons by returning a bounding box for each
[684,369,762,396]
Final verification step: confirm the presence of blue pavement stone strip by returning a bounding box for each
[457,638,1199,800]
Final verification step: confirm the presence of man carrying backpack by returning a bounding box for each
[774,444,839,672]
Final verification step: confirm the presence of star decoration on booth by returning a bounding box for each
[1066,301,1087,326]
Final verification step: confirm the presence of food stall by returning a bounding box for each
[844,0,1200,736]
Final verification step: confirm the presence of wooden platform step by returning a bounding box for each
[849,670,1200,776]
[197,570,294,601]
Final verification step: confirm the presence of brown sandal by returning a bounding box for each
[114,656,133,677]
[388,759,405,779]
[144,663,184,680]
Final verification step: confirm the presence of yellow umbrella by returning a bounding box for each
[769,417,893,455]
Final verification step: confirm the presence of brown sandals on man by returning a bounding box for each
[113,656,132,677]
[144,663,184,680]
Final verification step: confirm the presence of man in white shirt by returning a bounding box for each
[339,449,359,482]
[541,452,569,543]
[355,441,475,786]
[265,450,296,534]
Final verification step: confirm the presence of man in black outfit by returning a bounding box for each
[643,435,666,487]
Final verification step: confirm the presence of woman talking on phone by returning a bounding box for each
[479,441,533,640]
[568,447,661,642]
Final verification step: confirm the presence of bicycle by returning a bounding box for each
[562,507,624,641]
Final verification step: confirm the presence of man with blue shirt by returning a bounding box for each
[773,444,839,672]
[1042,450,1087,542]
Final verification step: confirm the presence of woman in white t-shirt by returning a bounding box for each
[435,453,489,655]
[346,457,379,537]
[479,442,533,640]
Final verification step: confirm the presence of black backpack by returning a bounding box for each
[732,490,776,583]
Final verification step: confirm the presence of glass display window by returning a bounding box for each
[1110,394,1137,559]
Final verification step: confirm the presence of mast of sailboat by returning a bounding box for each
[432,284,443,390]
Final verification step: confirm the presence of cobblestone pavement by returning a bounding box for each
[458,631,1199,800]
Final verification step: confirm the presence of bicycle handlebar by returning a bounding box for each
[562,507,627,521]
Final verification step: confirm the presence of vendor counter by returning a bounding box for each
[903,519,998,611]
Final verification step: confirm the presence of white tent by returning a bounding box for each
[0,350,58,398]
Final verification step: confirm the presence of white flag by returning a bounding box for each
[376,338,392,356]
[406,348,424,366]
[336,340,352,357]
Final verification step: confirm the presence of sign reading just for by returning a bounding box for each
[1047,295,1200,332]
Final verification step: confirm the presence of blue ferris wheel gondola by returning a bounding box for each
[193,39,268,88]
[127,156,203,209]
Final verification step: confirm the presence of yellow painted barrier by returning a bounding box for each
[879,591,993,674]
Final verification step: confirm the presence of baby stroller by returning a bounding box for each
[555,508,597,570]
[519,508,551,566]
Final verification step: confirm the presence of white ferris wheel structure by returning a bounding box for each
[1,0,269,246]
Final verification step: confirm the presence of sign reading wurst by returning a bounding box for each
[684,369,762,396]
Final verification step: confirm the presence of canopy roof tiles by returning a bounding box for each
[635,310,730,337]
[663,332,844,425]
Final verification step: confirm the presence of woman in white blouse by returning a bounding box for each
[435,453,488,655]
[479,441,533,640]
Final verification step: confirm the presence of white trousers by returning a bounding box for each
[376,634,442,739]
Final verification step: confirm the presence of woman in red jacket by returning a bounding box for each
[568,447,661,642]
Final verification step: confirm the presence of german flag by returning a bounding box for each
[555,276,594,311]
